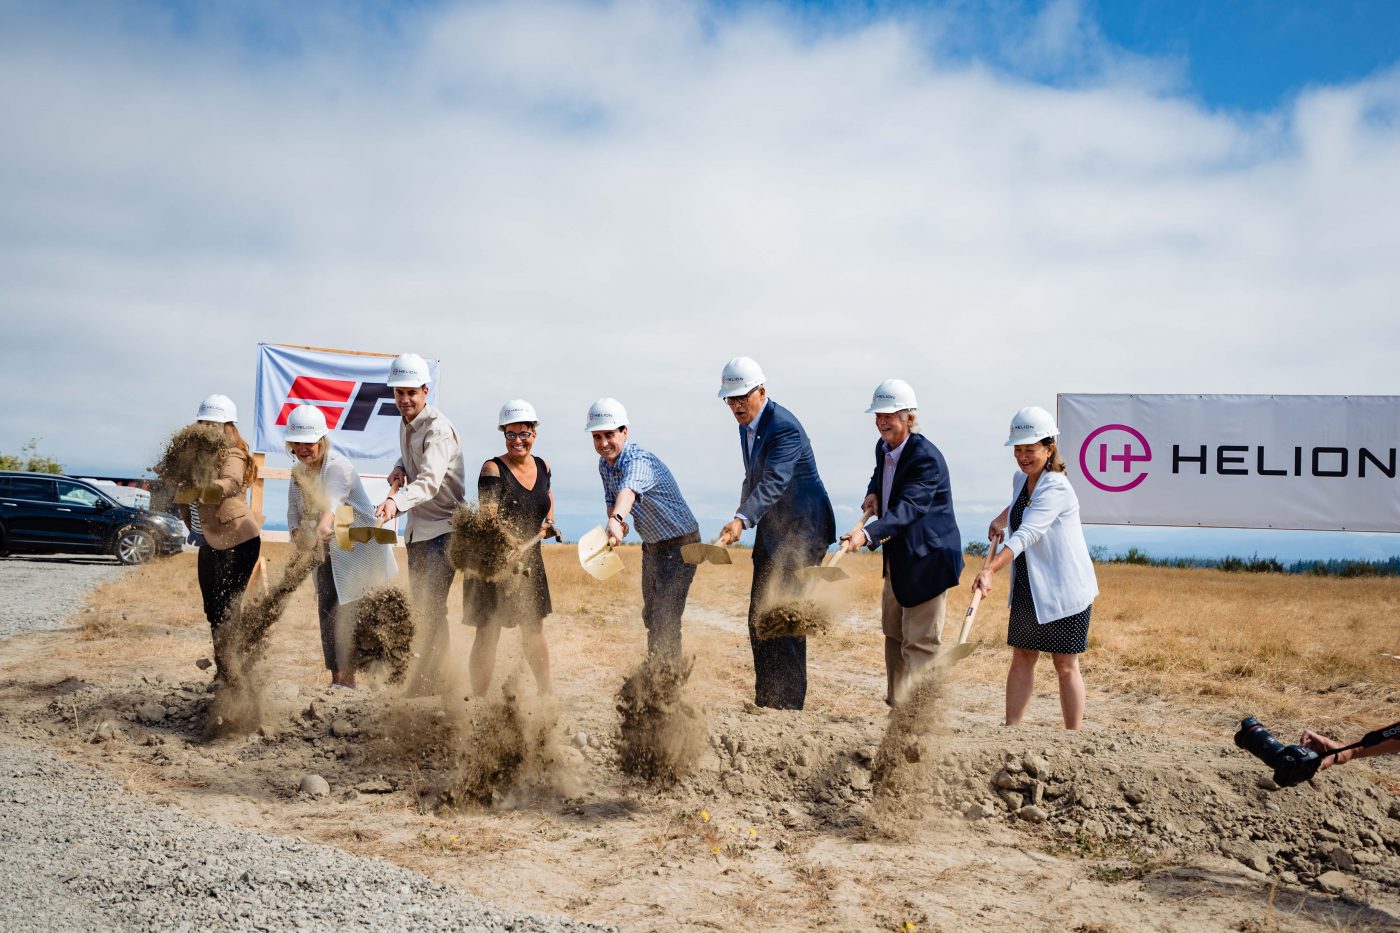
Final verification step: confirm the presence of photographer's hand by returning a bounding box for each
[1299,730,1348,770]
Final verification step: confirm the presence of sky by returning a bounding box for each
[2,0,1399,557]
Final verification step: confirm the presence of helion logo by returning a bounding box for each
[1080,423,1152,493]
[275,376,400,432]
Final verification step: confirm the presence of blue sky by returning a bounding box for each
[2,0,1399,559]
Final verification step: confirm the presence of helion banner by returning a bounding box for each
[1057,394,1400,533]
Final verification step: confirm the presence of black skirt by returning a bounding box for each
[1006,484,1090,654]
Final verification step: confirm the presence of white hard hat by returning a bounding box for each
[283,404,329,443]
[1005,405,1058,446]
[498,399,539,426]
[865,378,918,414]
[386,352,431,388]
[196,394,237,423]
[717,356,766,399]
[585,398,628,432]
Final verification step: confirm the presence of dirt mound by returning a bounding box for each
[615,655,707,785]
[151,423,229,489]
[350,587,414,685]
[448,504,516,580]
[754,600,831,640]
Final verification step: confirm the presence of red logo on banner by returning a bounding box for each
[275,376,356,428]
[1079,423,1152,492]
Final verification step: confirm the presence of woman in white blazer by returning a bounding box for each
[972,406,1098,729]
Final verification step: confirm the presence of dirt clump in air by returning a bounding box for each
[209,520,324,735]
[432,676,576,809]
[754,599,831,640]
[151,423,230,490]
[615,654,707,786]
[868,665,948,832]
[350,587,415,685]
[448,504,518,581]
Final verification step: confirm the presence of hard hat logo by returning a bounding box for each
[498,399,539,426]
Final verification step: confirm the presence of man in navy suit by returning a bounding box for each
[716,357,836,710]
[844,379,963,706]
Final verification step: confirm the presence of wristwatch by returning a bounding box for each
[611,513,628,524]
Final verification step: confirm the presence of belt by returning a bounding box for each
[642,529,701,552]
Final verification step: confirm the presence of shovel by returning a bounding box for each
[681,535,732,566]
[939,542,1000,667]
[797,507,875,584]
[335,504,397,551]
[509,522,563,562]
[578,524,625,581]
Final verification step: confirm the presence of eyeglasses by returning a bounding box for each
[504,431,535,441]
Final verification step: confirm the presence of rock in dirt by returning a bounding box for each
[299,774,330,797]
[194,658,212,671]
[135,703,166,724]
[964,802,997,820]
[1017,805,1049,824]
[330,718,357,739]
[1316,870,1354,895]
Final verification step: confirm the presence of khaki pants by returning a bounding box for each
[881,577,946,706]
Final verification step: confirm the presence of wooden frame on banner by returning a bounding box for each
[250,343,397,534]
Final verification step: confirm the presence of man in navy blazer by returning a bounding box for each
[716,357,836,709]
[845,379,963,706]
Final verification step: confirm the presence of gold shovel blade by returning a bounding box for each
[795,565,849,583]
[199,485,223,505]
[174,486,199,505]
[681,543,731,565]
[348,526,397,545]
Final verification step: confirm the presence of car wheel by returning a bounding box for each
[114,526,156,565]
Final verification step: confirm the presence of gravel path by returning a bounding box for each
[0,744,607,932]
[0,557,128,640]
[0,558,606,932]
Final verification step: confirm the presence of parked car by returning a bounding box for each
[0,471,185,565]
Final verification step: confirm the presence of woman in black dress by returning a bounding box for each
[465,399,557,696]
[972,406,1098,729]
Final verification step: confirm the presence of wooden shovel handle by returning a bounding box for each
[958,543,1000,644]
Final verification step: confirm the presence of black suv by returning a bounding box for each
[0,472,185,564]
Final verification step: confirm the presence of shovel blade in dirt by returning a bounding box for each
[937,641,978,667]
[578,525,624,581]
[681,540,731,566]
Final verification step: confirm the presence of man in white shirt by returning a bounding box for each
[375,352,466,690]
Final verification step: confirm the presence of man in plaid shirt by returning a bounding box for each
[588,398,701,659]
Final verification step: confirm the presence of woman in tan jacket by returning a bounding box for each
[181,395,263,681]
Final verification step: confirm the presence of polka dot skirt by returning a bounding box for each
[1007,484,1091,654]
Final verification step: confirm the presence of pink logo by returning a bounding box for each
[1080,424,1151,492]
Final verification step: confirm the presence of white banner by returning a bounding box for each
[253,345,440,462]
[1058,394,1400,533]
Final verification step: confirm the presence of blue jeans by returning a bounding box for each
[641,531,700,659]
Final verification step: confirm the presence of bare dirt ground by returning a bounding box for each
[3,545,1400,932]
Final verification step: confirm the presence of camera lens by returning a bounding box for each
[1235,716,1287,766]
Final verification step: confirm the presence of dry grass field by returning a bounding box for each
[4,542,1400,931]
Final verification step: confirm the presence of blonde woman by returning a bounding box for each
[972,406,1098,730]
[182,395,263,683]
[284,405,397,687]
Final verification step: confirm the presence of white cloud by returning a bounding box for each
[2,0,1398,531]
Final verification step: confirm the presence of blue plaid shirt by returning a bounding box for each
[600,442,699,543]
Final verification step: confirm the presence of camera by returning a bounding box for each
[1235,716,1321,788]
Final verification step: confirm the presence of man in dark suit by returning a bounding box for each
[845,379,963,706]
[716,357,835,710]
